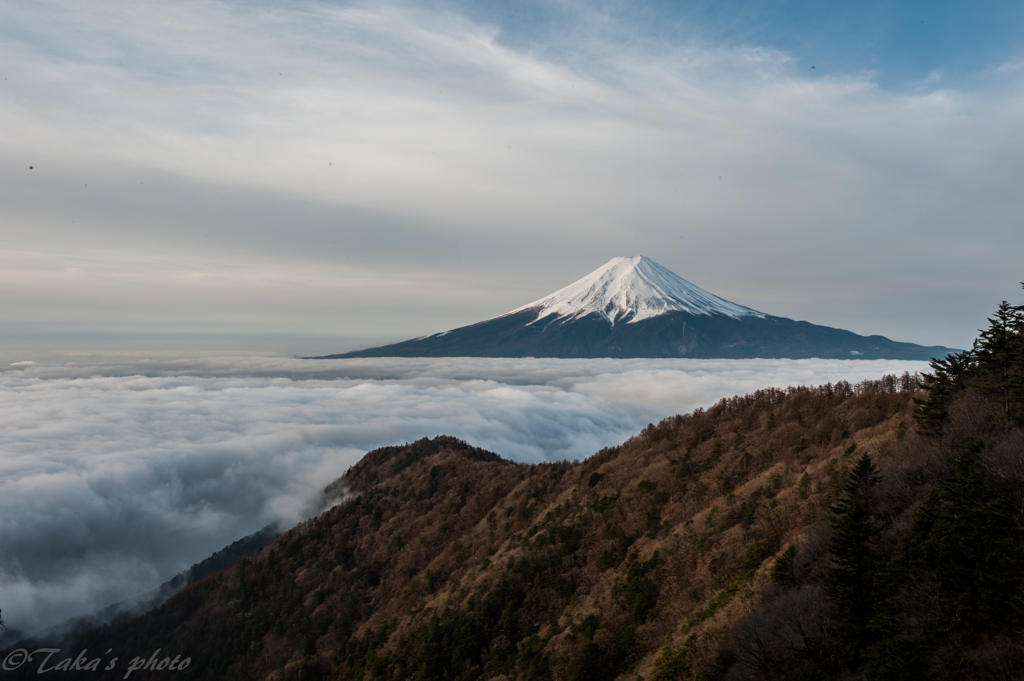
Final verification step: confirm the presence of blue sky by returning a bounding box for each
[458,0,1024,87]
[1,0,1022,357]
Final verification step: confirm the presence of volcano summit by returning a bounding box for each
[316,256,957,360]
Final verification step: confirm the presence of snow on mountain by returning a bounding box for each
[510,256,763,326]
[314,254,958,360]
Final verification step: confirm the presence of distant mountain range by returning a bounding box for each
[314,256,958,360]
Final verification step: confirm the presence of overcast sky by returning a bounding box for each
[3,0,1023,354]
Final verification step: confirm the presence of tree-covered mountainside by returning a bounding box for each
[722,291,1024,681]
[4,294,1021,681]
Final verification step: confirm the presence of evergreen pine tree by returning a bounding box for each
[911,441,1017,624]
[913,349,975,437]
[915,290,1024,434]
[973,299,1024,424]
[865,440,1019,679]
[825,454,880,660]
[769,544,800,589]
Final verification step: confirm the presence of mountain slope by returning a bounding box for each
[9,364,1023,681]
[0,374,963,680]
[316,257,957,360]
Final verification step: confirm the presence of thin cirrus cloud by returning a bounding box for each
[0,1,1021,348]
[0,356,929,637]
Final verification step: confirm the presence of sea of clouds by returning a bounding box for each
[0,356,929,638]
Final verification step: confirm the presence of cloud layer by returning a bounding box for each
[0,356,928,636]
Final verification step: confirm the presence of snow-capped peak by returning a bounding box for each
[510,256,763,326]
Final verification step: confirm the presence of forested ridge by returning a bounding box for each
[4,294,1022,681]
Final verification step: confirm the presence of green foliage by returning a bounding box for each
[824,454,880,650]
[740,542,770,578]
[770,544,800,589]
[869,442,1018,652]
[973,299,1024,422]
[566,616,634,681]
[690,480,708,503]
[863,638,925,681]
[597,526,632,570]
[427,464,440,496]
[695,533,713,554]
[915,295,1024,434]
[650,634,697,681]
[615,551,661,624]
[914,349,976,435]
[798,472,811,500]
[858,438,1022,680]
[726,486,763,531]
[709,441,723,464]
[590,492,618,513]
[644,486,671,537]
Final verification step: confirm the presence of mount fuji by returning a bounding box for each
[315,256,957,360]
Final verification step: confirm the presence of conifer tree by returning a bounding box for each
[906,441,1017,625]
[865,441,1019,679]
[972,298,1024,424]
[825,454,880,659]
[916,289,1024,434]
[914,349,975,436]
[770,544,799,589]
